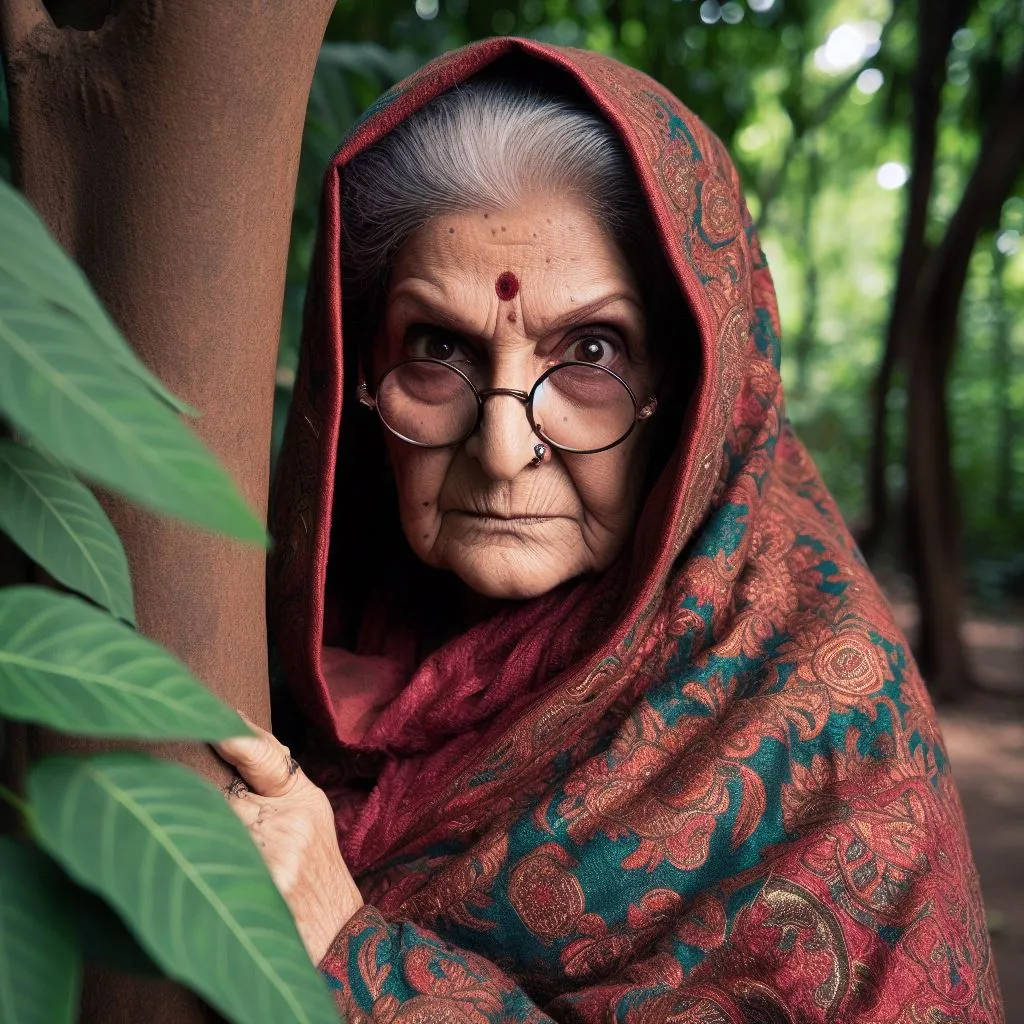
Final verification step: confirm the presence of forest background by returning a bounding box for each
[266,0,1024,706]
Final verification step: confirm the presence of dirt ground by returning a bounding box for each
[942,702,1024,1018]
[893,606,1024,1018]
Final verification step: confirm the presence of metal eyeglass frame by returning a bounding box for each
[357,357,658,455]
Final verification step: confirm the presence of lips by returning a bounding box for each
[450,510,558,523]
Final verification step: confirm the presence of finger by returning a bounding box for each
[214,720,303,798]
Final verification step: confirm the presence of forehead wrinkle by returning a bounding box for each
[388,282,643,343]
[524,292,645,338]
[387,283,494,341]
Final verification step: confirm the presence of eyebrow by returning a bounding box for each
[387,286,645,342]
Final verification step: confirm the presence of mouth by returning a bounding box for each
[448,511,558,525]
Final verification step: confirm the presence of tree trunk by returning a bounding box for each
[904,313,972,702]
[0,0,334,1020]
[792,147,819,398]
[902,56,1024,701]
[991,249,1013,521]
[859,0,972,558]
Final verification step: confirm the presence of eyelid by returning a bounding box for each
[562,323,625,342]
[555,324,630,361]
[403,323,479,361]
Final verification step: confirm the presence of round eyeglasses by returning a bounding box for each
[357,358,658,455]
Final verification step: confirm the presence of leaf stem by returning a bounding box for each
[0,782,30,820]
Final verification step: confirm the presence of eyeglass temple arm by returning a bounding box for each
[356,380,376,410]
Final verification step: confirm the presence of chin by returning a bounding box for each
[446,547,584,600]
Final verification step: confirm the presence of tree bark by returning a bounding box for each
[0,0,334,1020]
[991,249,1013,521]
[902,56,1024,701]
[792,146,819,398]
[858,0,972,558]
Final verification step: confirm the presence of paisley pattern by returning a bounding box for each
[268,39,1003,1023]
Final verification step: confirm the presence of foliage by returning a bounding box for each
[275,0,1024,602]
[0,176,336,1023]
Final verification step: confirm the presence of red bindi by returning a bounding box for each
[495,271,520,302]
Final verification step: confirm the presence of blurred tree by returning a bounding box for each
[992,247,1013,522]
[272,0,1024,698]
[793,145,822,398]
[860,0,1024,700]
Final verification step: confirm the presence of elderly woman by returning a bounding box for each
[216,39,1003,1022]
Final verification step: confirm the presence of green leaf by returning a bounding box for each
[0,838,81,1024]
[0,178,195,415]
[0,587,248,741]
[0,440,135,624]
[29,755,338,1024]
[0,284,265,543]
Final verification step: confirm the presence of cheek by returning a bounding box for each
[385,440,452,548]
[565,441,647,529]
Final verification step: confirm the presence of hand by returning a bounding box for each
[215,717,363,964]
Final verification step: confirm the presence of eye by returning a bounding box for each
[405,325,474,365]
[562,332,622,368]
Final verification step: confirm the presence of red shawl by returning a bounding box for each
[269,38,1003,1023]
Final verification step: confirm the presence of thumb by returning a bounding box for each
[214,718,303,798]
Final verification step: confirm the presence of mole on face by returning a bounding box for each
[495,271,520,302]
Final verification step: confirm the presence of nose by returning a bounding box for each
[463,392,538,481]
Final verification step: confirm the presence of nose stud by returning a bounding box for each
[530,443,550,468]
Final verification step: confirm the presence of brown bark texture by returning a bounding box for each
[859,0,972,558]
[902,55,1024,702]
[0,0,334,1020]
[859,0,1024,702]
[992,252,1012,520]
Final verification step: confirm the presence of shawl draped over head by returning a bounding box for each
[268,38,1003,1024]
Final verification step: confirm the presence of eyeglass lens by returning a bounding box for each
[375,360,639,452]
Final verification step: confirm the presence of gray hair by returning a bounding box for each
[340,79,655,323]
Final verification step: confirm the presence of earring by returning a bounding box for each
[530,443,550,468]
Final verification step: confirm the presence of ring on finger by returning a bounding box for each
[226,776,249,798]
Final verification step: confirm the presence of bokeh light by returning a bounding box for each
[856,68,885,94]
[700,1,721,24]
[996,230,1021,257]
[877,162,909,190]
[815,22,882,73]
[721,2,745,24]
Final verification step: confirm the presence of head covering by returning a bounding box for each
[269,38,1002,1022]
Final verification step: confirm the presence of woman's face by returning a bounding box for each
[373,194,659,599]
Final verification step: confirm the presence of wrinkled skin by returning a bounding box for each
[375,194,659,599]
[217,719,363,963]
[220,196,661,963]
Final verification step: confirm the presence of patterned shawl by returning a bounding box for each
[268,38,1003,1023]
